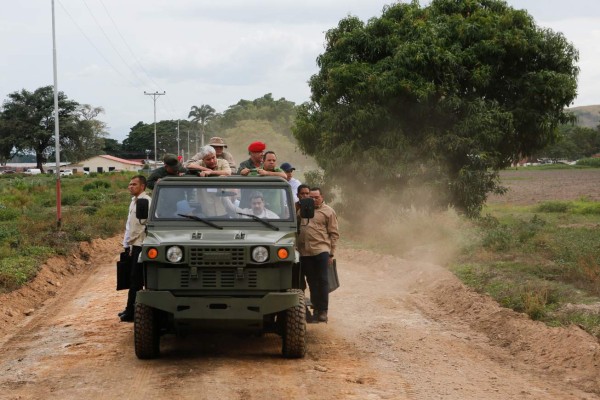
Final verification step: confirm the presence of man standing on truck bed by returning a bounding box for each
[184,145,232,177]
[147,154,187,190]
[297,187,339,323]
[119,175,151,322]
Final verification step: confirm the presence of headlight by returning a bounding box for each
[166,246,183,262]
[252,246,269,263]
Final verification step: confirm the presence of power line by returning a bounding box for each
[81,0,148,89]
[56,0,138,88]
[97,0,162,91]
[98,0,183,121]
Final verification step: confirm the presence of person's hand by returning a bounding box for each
[328,255,334,266]
[257,168,267,176]
[240,168,250,176]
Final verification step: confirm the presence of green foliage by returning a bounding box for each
[536,201,572,213]
[122,119,194,159]
[0,173,131,292]
[0,256,39,292]
[0,207,19,221]
[535,124,600,161]
[293,0,579,217]
[0,86,106,169]
[454,199,600,337]
[82,180,111,191]
[218,119,317,177]
[576,157,600,167]
[214,94,297,139]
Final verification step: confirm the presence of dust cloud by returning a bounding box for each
[335,184,472,267]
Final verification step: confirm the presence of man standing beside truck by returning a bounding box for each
[119,175,151,322]
[297,187,339,323]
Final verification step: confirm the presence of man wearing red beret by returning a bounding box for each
[238,142,285,178]
[237,141,265,175]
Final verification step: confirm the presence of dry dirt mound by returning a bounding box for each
[0,237,121,343]
[418,273,600,394]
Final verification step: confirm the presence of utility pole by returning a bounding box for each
[176,119,180,158]
[187,129,190,159]
[51,0,62,229]
[144,91,166,163]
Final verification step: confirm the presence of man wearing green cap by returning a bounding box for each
[147,154,187,190]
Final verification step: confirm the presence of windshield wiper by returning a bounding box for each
[236,212,279,231]
[177,214,223,229]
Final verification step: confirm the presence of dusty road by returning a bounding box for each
[1,237,599,400]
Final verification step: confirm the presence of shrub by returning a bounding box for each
[0,208,19,221]
[82,180,111,191]
[576,157,600,167]
[536,201,572,213]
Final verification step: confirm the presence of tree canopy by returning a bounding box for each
[293,0,579,216]
[0,86,107,170]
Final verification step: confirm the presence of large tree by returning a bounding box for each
[293,0,579,216]
[61,104,108,162]
[122,120,192,159]
[0,86,105,171]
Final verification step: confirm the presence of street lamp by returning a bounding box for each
[144,91,166,164]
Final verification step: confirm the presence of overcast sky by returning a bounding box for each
[1,1,599,142]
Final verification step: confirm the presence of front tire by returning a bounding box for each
[282,289,307,358]
[134,302,160,359]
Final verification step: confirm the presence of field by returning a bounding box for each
[487,168,600,205]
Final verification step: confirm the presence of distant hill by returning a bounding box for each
[569,105,600,129]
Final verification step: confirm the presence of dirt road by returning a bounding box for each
[1,237,599,400]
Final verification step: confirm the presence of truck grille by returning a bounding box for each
[179,269,258,288]
[189,247,245,267]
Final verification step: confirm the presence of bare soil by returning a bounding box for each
[487,168,600,205]
[1,169,600,399]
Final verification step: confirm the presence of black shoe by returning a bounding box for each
[117,310,127,317]
[120,313,134,322]
[317,310,328,323]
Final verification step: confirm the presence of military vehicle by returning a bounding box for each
[133,176,311,359]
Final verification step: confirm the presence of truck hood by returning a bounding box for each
[144,229,296,246]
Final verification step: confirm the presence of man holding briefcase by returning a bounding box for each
[118,175,151,322]
[297,187,339,323]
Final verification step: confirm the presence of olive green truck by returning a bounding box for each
[133,176,310,359]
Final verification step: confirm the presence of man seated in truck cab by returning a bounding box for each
[225,191,279,219]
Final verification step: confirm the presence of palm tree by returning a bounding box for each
[188,104,216,153]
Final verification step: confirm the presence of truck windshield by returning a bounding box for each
[153,185,294,221]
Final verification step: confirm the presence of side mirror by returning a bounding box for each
[299,198,315,219]
[136,198,149,219]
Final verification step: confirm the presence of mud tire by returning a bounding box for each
[282,289,307,358]
[134,302,160,359]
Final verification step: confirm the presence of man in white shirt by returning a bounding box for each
[280,162,301,203]
[225,191,279,219]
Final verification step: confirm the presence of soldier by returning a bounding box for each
[147,154,186,190]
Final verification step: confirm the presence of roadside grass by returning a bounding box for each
[452,198,600,339]
[0,173,133,293]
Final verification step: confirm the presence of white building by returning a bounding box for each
[67,155,144,174]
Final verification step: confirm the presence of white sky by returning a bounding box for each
[1,0,599,142]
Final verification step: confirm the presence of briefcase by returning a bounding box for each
[116,250,131,291]
[328,258,340,293]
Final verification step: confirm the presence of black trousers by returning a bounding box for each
[125,246,143,315]
[301,252,330,312]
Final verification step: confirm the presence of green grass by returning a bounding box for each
[452,198,600,338]
[0,172,133,293]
